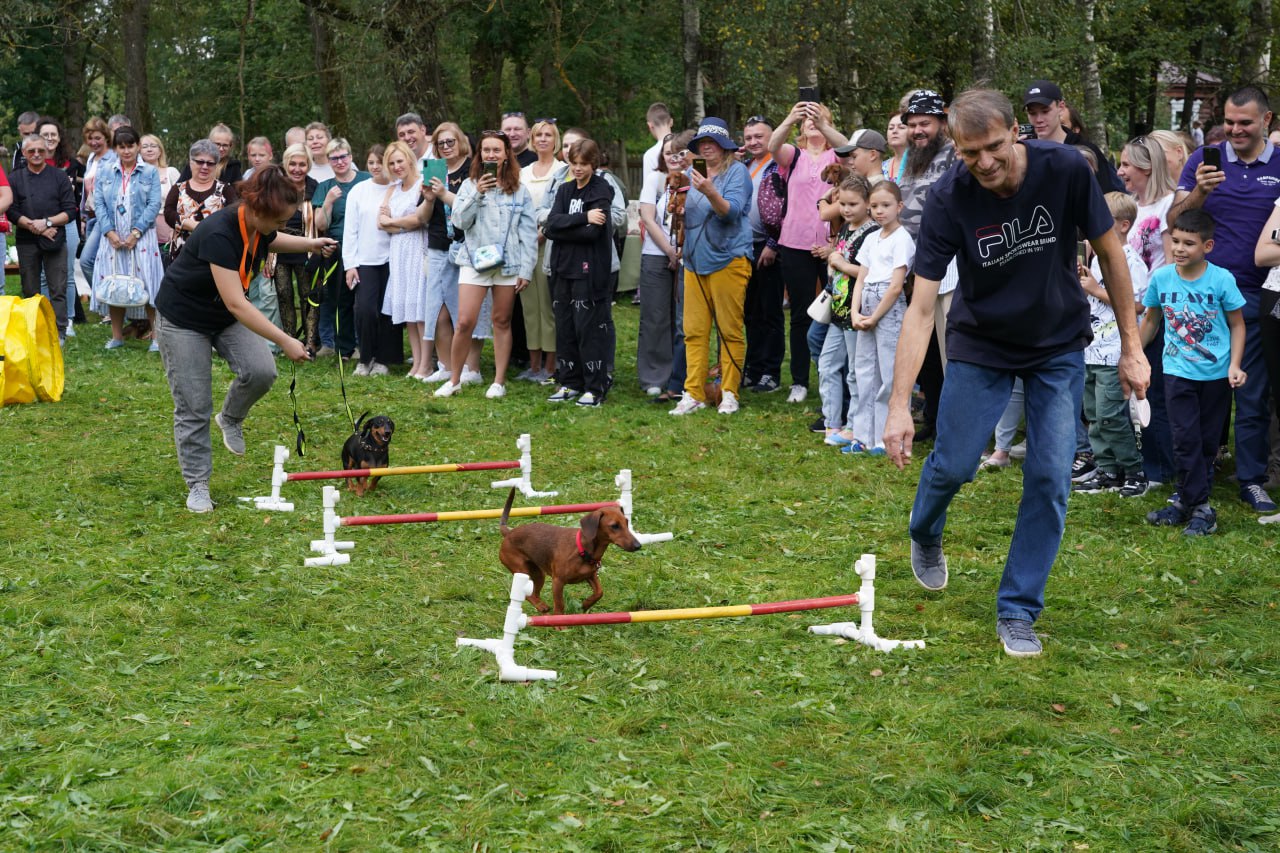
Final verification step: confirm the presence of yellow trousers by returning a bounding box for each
[683,257,750,401]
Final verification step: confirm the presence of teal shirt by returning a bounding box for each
[313,171,370,239]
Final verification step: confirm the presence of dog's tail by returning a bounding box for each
[500,487,516,536]
[353,410,370,433]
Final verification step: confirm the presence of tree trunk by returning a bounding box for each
[1076,0,1105,149]
[1242,0,1272,84]
[681,0,703,127]
[304,0,348,134]
[1180,42,1202,132]
[469,35,504,132]
[60,2,89,149]
[973,0,997,86]
[118,0,153,129]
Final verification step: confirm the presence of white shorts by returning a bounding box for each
[458,265,519,288]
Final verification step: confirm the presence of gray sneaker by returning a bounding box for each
[910,539,948,590]
[214,412,245,456]
[186,482,215,513]
[997,618,1042,657]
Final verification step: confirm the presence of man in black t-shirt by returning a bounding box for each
[884,89,1150,657]
[1023,79,1124,194]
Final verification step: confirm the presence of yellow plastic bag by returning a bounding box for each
[0,294,64,405]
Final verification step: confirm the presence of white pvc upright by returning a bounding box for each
[455,573,558,682]
[241,445,296,512]
[305,486,355,567]
[490,434,559,498]
[615,469,675,545]
[808,554,926,651]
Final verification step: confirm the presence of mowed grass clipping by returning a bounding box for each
[1,281,1278,850]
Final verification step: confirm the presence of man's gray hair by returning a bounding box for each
[17,111,41,127]
[21,133,46,152]
[189,138,220,161]
[947,89,1016,141]
[108,114,132,130]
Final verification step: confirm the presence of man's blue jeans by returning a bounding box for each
[1233,290,1272,488]
[909,350,1085,623]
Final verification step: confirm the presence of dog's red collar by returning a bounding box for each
[576,529,601,569]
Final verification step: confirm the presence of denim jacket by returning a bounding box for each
[91,160,162,237]
[450,179,537,279]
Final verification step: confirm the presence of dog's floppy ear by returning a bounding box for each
[580,510,601,542]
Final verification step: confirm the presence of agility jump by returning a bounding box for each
[243,433,557,512]
[457,553,924,682]
[306,469,673,567]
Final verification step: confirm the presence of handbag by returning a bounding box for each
[806,289,833,324]
[469,193,519,272]
[94,249,149,307]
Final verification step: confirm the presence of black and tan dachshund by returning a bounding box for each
[341,414,395,496]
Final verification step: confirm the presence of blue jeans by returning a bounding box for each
[1233,290,1273,487]
[909,351,1085,623]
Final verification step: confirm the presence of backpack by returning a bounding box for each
[756,148,800,240]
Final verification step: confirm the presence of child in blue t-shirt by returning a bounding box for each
[1139,209,1246,535]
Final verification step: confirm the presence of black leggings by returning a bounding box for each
[778,246,828,387]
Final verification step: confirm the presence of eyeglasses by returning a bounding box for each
[663,150,685,160]
[191,159,216,168]
[328,152,352,163]
[436,138,457,148]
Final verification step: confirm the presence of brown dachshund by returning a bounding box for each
[498,488,642,615]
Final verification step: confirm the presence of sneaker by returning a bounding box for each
[460,367,484,386]
[809,416,827,433]
[485,382,506,399]
[148,340,160,353]
[717,390,739,414]
[546,386,580,403]
[979,453,1011,470]
[1118,473,1149,498]
[1147,501,1190,526]
[1008,441,1027,460]
[66,321,76,338]
[1071,453,1097,482]
[645,385,663,397]
[910,539,948,591]
[1183,504,1218,536]
[1239,484,1278,512]
[423,366,450,382]
[825,428,855,447]
[670,393,707,416]
[996,618,1042,657]
[434,381,461,398]
[352,362,371,376]
[186,482,215,513]
[1072,469,1120,494]
[869,447,887,456]
[786,384,807,403]
[752,375,780,394]
[841,440,869,454]
[631,291,641,305]
[105,338,124,350]
[576,392,602,408]
[515,368,540,382]
[315,345,336,358]
[369,362,389,376]
[214,412,245,456]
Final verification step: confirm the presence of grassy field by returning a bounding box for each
[2,281,1278,850]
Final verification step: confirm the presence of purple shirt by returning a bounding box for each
[1176,141,1280,293]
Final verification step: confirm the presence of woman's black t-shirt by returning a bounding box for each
[156,205,277,335]
[425,158,472,251]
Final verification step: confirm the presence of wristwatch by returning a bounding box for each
[44,217,53,230]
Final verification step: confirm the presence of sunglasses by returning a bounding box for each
[481,130,508,139]
[745,115,771,126]
[191,159,216,168]
[534,117,558,125]
[501,111,525,119]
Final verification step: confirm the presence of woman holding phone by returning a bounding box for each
[436,130,536,399]
[416,121,473,381]
[155,166,336,513]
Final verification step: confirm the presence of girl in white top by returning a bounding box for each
[377,141,429,376]
[849,181,915,453]
[517,119,566,382]
[140,134,180,252]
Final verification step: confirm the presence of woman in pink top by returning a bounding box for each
[767,101,847,401]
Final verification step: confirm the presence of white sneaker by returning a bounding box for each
[717,390,739,414]
[352,362,371,376]
[66,322,76,338]
[670,393,707,416]
[186,482,215,513]
[369,362,389,376]
[434,381,461,398]
[423,367,450,382]
[645,386,662,396]
[485,382,506,399]
[460,367,483,386]
[1009,441,1027,460]
[786,384,807,404]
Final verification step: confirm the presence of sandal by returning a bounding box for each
[651,391,678,404]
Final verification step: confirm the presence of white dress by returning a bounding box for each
[89,175,166,316]
[380,181,427,323]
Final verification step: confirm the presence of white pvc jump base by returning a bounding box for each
[242,433,556,512]
[457,553,924,682]
[305,469,674,567]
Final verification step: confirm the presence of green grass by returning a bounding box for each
[2,281,1278,850]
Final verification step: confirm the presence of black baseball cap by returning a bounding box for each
[1023,80,1064,107]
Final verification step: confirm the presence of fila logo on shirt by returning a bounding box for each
[974,205,1055,265]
